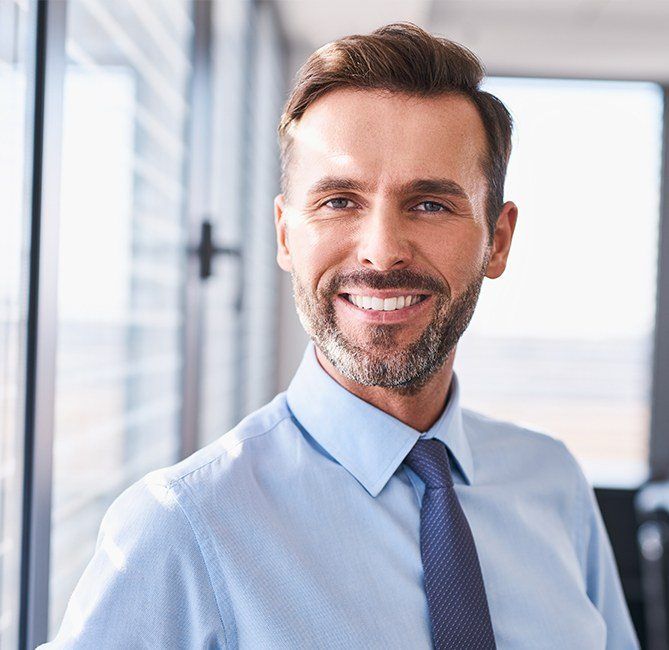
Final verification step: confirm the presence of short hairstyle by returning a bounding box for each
[278,22,513,243]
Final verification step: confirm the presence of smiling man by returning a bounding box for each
[43,23,638,650]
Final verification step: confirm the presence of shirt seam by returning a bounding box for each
[558,440,587,566]
[168,483,231,648]
[165,415,293,488]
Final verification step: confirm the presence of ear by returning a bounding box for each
[274,194,292,272]
[485,201,518,279]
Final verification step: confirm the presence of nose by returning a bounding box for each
[356,208,413,271]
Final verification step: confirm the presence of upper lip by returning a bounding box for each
[338,289,431,299]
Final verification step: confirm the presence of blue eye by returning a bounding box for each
[415,201,448,212]
[324,198,353,209]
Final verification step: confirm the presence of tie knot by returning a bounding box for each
[404,438,454,489]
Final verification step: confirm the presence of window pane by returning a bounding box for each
[48,0,193,636]
[0,0,31,645]
[457,78,663,486]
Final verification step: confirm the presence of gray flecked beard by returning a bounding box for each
[290,252,490,397]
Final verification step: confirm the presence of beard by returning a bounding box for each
[290,251,490,396]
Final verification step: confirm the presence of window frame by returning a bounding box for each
[17,0,214,646]
[650,85,669,482]
[19,1,67,647]
[473,72,667,487]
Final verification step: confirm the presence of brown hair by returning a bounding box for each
[278,22,513,242]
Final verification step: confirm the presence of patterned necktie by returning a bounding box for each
[404,438,496,649]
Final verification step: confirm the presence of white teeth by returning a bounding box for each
[346,294,425,311]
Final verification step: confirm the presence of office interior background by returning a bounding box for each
[3,0,669,647]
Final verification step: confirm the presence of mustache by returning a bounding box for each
[327,269,449,297]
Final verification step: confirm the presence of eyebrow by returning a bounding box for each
[306,176,470,201]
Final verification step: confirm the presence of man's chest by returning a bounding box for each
[201,479,606,649]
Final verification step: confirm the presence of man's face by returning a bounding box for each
[275,88,516,394]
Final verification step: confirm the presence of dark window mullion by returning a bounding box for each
[650,86,669,481]
[19,1,68,648]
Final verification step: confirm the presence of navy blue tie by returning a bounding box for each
[404,438,496,649]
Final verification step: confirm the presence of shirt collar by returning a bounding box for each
[285,340,474,497]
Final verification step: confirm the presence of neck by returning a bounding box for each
[314,345,456,433]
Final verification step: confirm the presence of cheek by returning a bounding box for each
[290,223,352,287]
[425,228,487,290]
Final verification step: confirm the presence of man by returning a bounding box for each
[44,23,638,649]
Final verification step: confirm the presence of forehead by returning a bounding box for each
[287,88,488,195]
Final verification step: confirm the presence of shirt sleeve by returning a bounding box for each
[566,445,640,650]
[37,476,228,649]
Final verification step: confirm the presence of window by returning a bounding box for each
[456,77,664,486]
[0,0,289,643]
[0,0,32,645]
[48,0,193,636]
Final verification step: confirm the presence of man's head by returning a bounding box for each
[274,23,518,394]
[279,22,513,242]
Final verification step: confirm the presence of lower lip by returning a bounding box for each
[335,294,433,324]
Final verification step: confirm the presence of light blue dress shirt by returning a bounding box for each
[42,339,639,649]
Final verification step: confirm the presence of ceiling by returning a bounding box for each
[271,0,669,82]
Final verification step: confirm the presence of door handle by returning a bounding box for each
[191,219,241,280]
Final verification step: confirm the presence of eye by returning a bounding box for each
[323,197,354,210]
[413,200,450,213]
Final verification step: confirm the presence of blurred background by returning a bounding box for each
[3,0,669,647]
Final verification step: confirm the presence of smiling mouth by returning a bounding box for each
[340,293,429,312]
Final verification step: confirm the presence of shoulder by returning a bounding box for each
[462,405,572,455]
[148,392,293,484]
[44,429,240,646]
[92,392,296,577]
[461,405,584,490]
[109,392,295,518]
[461,406,595,556]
